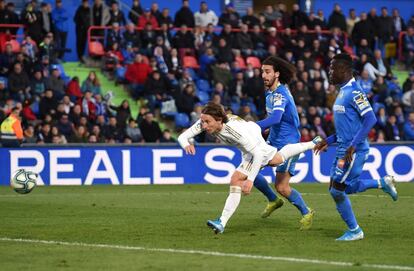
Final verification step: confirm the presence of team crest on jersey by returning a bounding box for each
[273,93,283,106]
[353,92,370,110]
[333,104,346,113]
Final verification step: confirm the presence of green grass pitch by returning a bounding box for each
[1,183,413,271]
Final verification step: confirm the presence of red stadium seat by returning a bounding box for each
[183,56,200,69]
[88,41,105,57]
[235,56,247,69]
[246,56,261,68]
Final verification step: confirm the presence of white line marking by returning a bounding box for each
[1,192,413,199]
[0,237,413,270]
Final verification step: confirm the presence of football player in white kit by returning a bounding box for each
[178,102,321,234]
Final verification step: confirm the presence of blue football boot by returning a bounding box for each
[380,175,398,201]
[207,218,224,234]
[336,226,364,241]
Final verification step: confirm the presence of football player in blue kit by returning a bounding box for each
[253,56,315,230]
[314,53,398,241]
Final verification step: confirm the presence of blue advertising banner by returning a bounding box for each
[0,144,413,186]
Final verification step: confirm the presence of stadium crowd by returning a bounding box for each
[0,0,414,145]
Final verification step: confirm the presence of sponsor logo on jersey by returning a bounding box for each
[333,104,346,113]
[273,93,283,106]
[353,92,370,111]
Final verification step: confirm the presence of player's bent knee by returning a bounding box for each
[275,183,290,197]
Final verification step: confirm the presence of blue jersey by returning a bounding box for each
[266,84,300,149]
[333,78,373,152]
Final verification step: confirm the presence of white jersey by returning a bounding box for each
[178,115,266,154]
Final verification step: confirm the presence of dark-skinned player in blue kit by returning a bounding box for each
[314,53,398,241]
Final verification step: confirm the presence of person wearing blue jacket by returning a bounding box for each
[52,0,69,60]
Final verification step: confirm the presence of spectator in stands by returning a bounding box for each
[241,7,259,28]
[219,3,240,28]
[57,113,73,139]
[174,0,194,28]
[39,89,57,119]
[46,66,66,99]
[138,7,158,29]
[78,90,97,122]
[74,0,90,63]
[8,62,31,102]
[402,82,414,112]
[175,83,199,116]
[233,24,253,56]
[30,69,47,97]
[0,77,8,101]
[128,0,143,24]
[70,125,88,143]
[144,70,168,110]
[125,119,143,143]
[309,80,326,107]
[328,4,346,32]
[157,23,173,50]
[376,107,387,129]
[194,1,218,27]
[108,1,126,26]
[5,3,20,35]
[125,54,152,98]
[407,15,414,28]
[376,7,394,51]
[139,112,162,142]
[216,38,233,65]
[40,3,54,37]
[90,0,110,37]
[352,12,375,49]
[65,76,81,101]
[368,49,392,80]
[39,33,57,64]
[357,70,373,94]
[173,24,195,49]
[109,99,131,131]
[24,125,37,144]
[0,43,15,76]
[81,71,101,95]
[158,8,173,28]
[38,122,52,143]
[404,112,414,140]
[21,1,43,45]
[346,8,359,35]
[102,116,123,142]
[372,76,388,103]
[52,0,69,60]
[392,8,405,40]
[403,26,414,70]
[291,4,308,30]
[403,72,414,93]
[141,22,156,50]
[160,129,176,143]
[384,115,403,141]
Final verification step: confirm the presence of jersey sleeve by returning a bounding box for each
[350,89,373,117]
[177,119,203,149]
[271,92,288,113]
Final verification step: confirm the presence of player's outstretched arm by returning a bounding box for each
[177,120,203,155]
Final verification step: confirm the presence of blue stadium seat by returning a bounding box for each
[230,102,240,114]
[196,79,211,93]
[185,68,199,80]
[248,102,257,115]
[197,91,210,105]
[175,113,190,128]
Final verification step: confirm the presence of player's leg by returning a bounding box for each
[329,154,364,241]
[275,156,314,230]
[341,151,397,200]
[268,136,322,166]
[207,153,261,234]
[254,173,284,218]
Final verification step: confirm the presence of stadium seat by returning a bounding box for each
[175,113,190,128]
[230,102,240,114]
[197,91,210,105]
[246,56,261,68]
[235,56,247,69]
[185,68,199,80]
[178,48,195,59]
[89,41,105,57]
[196,79,211,93]
[183,56,200,69]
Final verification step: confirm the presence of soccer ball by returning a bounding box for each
[10,169,38,194]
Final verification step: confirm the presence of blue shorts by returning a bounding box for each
[276,154,299,176]
[330,150,369,186]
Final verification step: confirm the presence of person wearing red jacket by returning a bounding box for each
[138,8,159,28]
[66,76,83,102]
[125,53,152,98]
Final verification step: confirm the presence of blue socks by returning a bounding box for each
[253,174,277,202]
[287,188,309,215]
[330,187,358,230]
[345,179,379,194]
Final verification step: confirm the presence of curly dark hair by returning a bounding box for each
[202,102,229,123]
[262,56,296,84]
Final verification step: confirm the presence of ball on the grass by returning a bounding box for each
[10,169,38,194]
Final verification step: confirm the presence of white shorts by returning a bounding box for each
[236,144,278,181]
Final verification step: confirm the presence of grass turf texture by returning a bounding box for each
[0,183,413,271]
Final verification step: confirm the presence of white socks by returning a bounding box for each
[278,141,315,161]
[219,186,242,227]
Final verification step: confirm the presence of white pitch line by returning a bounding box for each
[0,237,413,271]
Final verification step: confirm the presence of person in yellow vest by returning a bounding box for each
[0,107,24,147]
